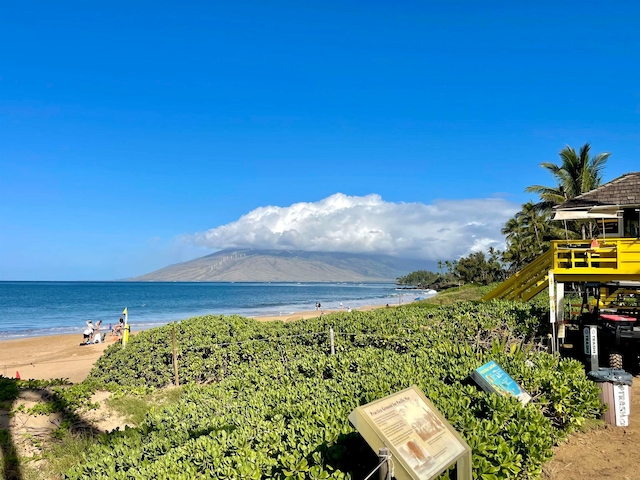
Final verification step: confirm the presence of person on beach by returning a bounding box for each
[112,317,124,337]
[83,320,93,344]
[93,320,103,343]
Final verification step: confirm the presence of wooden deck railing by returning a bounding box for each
[551,238,640,280]
[483,237,640,301]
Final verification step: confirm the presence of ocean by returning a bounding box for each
[0,282,430,339]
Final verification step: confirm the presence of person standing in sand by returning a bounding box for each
[93,320,103,343]
[83,320,93,344]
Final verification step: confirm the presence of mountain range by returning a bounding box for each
[132,249,436,282]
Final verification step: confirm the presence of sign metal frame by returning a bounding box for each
[349,385,471,480]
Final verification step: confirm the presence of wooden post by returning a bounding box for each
[329,328,335,355]
[172,324,179,387]
[378,447,390,480]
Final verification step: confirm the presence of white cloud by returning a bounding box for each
[189,193,519,260]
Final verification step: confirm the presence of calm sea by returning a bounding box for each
[0,282,429,339]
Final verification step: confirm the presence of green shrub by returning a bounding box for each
[62,301,601,479]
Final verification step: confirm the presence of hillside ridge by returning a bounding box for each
[132,249,436,282]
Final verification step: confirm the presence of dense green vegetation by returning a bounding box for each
[397,251,506,288]
[53,299,600,479]
[2,289,604,479]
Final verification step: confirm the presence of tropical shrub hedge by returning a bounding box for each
[67,300,601,479]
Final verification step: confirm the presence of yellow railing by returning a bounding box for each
[483,237,640,302]
[482,251,552,301]
[552,237,640,282]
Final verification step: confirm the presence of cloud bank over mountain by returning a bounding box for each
[190,193,519,260]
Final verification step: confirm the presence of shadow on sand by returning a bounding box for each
[0,376,103,480]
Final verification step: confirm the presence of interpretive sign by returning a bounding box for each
[348,385,471,480]
[471,360,531,405]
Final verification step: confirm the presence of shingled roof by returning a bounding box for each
[555,172,640,209]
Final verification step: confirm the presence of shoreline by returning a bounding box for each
[0,303,396,383]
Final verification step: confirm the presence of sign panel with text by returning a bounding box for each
[471,360,531,405]
[349,386,471,480]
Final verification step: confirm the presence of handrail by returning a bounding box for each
[551,237,640,277]
[483,237,640,302]
[482,250,552,301]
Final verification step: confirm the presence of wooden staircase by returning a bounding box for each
[483,238,640,302]
[483,250,552,301]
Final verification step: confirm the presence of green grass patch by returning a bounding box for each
[422,283,494,305]
[44,430,102,478]
[106,386,184,425]
[106,395,150,425]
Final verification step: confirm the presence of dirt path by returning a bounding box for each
[543,378,639,480]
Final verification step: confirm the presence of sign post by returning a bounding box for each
[583,325,599,371]
[122,307,129,349]
[349,386,471,480]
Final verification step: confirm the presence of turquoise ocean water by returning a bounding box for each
[0,282,428,339]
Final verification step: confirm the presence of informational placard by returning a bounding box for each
[349,386,471,480]
[613,384,630,427]
[583,325,600,371]
[471,360,531,405]
[583,326,598,355]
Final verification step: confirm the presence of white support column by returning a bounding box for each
[557,282,565,343]
[548,271,556,354]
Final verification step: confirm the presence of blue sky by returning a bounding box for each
[1,1,639,280]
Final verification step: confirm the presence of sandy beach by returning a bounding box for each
[0,305,390,383]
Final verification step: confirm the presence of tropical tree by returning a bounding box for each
[450,250,506,285]
[525,143,610,210]
[524,143,610,240]
[501,201,571,272]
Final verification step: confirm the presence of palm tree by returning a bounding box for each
[526,143,610,238]
[501,217,521,243]
[526,143,611,209]
[516,202,546,252]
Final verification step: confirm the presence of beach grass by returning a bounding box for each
[420,283,495,305]
[44,430,99,478]
[106,386,184,426]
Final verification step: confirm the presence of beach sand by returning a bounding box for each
[0,305,392,383]
[0,334,116,383]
